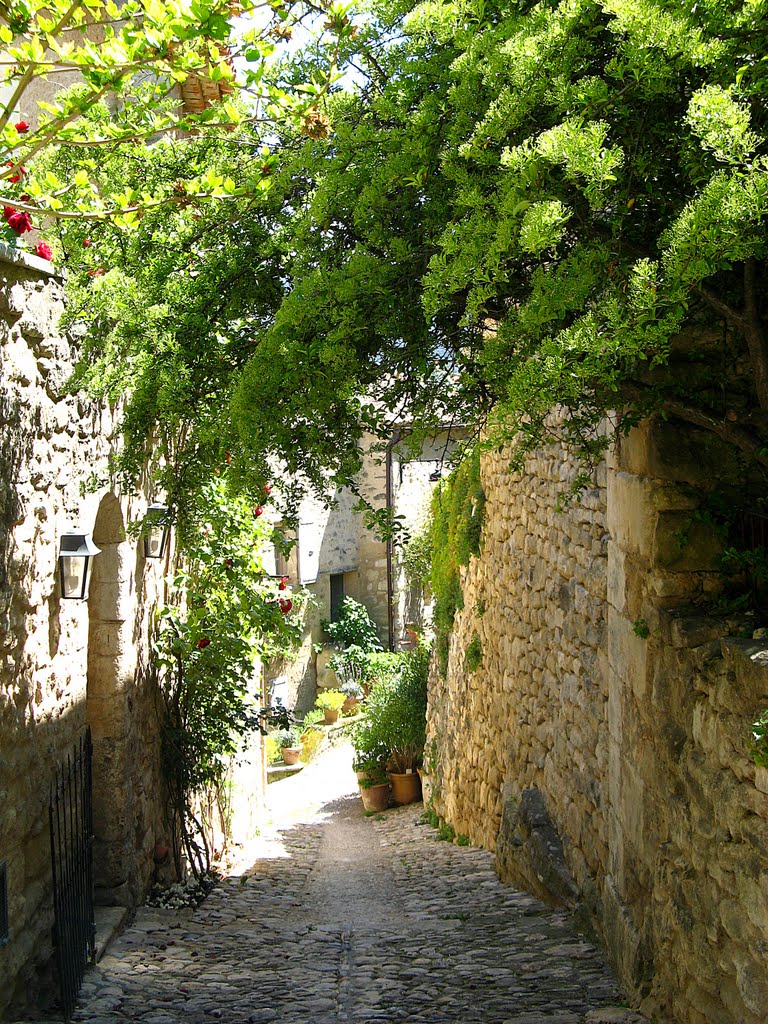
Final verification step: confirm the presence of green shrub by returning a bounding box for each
[751,710,768,767]
[322,597,383,651]
[465,633,482,672]
[357,763,389,787]
[301,708,324,731]
[400,520,433,592]
[329,644,368,691]
[437,821,456,842]
[353,642,430,774]
[364,650,405,689]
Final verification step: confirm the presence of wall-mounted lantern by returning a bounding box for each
[59,531,101,600]
[143,503,171,560]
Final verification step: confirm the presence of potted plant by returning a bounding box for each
[277,727,302,766]
[357,762,391,812]
[315,688,346,724]
[351,735,391,811]
[341,680,365,715]
[367,643,430,805]
[329,644,367,711]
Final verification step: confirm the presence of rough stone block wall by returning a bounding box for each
[426,435,609,901]
[607,620,768,1024]
[427,414,768,1024]
[0,249,166,1018]
[604,422,768,1024]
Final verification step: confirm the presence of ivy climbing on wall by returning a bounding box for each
[430,447,486,676]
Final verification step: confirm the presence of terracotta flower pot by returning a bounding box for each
[342,696,360,715]
[388,771,422,805]
[360,781,390,812]
[281,747,301,765]
[323,708,340,724]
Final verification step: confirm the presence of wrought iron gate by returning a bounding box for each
[49,728,95,1021]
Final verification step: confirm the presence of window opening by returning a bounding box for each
[330,573,345,622]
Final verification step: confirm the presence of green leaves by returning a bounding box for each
[518,199,571,255]
[0,0,350,227]
[686,85,762,165]
[58,0,768,529]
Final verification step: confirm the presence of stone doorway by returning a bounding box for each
[86,493,137,906]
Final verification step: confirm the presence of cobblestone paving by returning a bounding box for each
[70,748,646,1024]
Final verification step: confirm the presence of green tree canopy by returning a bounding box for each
[0,0,352,239]
[61,0,768,516]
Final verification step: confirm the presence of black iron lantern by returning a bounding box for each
[143,503,171,559]
[59,532,101,600]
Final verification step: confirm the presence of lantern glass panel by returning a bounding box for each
[145,529,164,558]
[143,504,170,559]
[61,556,86,599]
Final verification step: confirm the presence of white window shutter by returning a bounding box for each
[298,521,320,584]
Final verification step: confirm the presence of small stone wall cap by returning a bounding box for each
[583,1010,650,1024]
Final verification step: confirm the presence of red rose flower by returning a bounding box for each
[87,267,104,277]
[225,451,231,465]
[253,505,264,518]
[83,238,92,247]
[14,121,29,133]
[4,206,32,233]
[264,483,272,495]
[5,161,26,183]
[35,241,52,261]
[278,598,293,614]
[279,576,288,591]
[197,637,211,649]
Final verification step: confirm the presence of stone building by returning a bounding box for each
[265,428,461,714]
[426,411,768,1024]
[0,247,170,1018]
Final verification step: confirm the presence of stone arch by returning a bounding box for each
[86,492,138,905]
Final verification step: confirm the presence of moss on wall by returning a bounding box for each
[429,446,486,676]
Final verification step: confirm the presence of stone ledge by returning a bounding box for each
[0,240,62,278]
[267,761,305,783]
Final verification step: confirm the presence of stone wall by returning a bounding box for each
[0,248,167,1018]
[603,421,768,1024]
[426,432,608,901]
[427,416,768,1024]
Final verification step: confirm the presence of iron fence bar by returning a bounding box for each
[49,728,95,1022]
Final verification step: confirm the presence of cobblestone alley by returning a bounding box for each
[66,745,645,1024]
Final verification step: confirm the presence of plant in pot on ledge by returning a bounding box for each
[330,644,367,712]
[278,727,303,765]
[315,688,346,724]
[351,727,391,812]
[365,643,430,805]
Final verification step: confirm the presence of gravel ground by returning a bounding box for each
[66,741,648,1024]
